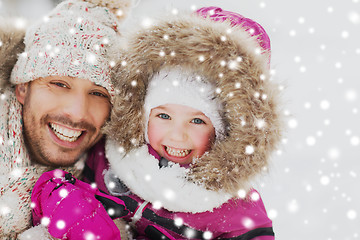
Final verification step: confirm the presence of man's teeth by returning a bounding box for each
[50,123,82,142]
[165,146,191,157]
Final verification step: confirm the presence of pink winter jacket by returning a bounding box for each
[31,169,129,239]
[84,139,275,240]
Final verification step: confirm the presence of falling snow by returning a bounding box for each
[0,0,358,239]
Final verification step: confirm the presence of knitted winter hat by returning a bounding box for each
[10,0,131,99]
[144,67,225,141]
[196,6,271,64]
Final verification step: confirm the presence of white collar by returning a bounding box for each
[105,140,231,213]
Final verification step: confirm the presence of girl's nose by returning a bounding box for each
[169,123,187,142]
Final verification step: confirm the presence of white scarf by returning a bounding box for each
[0,88,84,239]
[106,140,232,214]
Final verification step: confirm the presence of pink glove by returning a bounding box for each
[31,170,129,240]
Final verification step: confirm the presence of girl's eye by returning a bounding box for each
[158,113,170,120]
[192,118,205,124]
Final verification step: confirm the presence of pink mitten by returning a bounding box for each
[31,169,129,240]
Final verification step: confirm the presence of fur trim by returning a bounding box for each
[85,0,134,22]
[0,20,25,90]
[18,225,58,240]
[105,13,282,196]
[106,140,232,213]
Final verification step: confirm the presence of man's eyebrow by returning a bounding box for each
[93,83,105,88]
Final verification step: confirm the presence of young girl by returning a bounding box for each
[84,6,282,239]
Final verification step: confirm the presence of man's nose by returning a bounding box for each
[62,93,89,122]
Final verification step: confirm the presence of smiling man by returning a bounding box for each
[16,75,111,167]
[0,0,130,238]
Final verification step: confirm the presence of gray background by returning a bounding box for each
[1,0,359,239]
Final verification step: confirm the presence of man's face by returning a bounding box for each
[15,76,111,167]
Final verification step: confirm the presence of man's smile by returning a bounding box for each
[48,122,85,143]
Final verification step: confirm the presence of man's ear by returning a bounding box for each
[15,83,29,105]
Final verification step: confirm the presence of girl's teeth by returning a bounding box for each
[165,146,190,157]
[50,123,82,142]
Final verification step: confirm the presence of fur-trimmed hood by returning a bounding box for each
[105,12,282,197]
[0,21,25,90]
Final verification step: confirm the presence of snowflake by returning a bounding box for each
[242,217,255,229]
[144,174,151,181]
[268,209,278,220]
[245,145,254,155]
[163,189,176,201]
[11,168,23,178]
[328,148,340,159]
[0,205,11,216]
[152,201,162,210]
[347,210,357,220]
[345,89,357,102]
[237,189,247,199]
[108,181,116,189]
[41,217,50,226]
[350,136,360,146]
[184,229,196,238]
[320,175,330,186]
[327,6,334,13]
[256,119,266,129]
[59,189,68,198]
[203,231,213,239]
[174,217,183,227]
[116,9,124,17]
[306,136,316,146]
[56,220,66,230]
[287,199,299,213]
[341,31,350,39]
[171,8,178,15]
[102,38,109,45]
[43,16,50,22]
[288,118,298,129]
[107,208,115,216]
[15,18,26,29]
[251,192,260,201]
[84,232,96,240]
[86,53,97,64]
[320,100,330,110]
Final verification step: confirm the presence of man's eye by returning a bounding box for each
[52,82,68,88]
[192,118,205,124]
[158,113,170,120]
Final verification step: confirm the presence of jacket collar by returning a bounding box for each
[105,139,232,213]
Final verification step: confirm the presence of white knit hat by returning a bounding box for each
[10,0,125,99]
[144,67,225,141]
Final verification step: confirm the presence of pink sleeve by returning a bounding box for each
[216,189,275,239]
